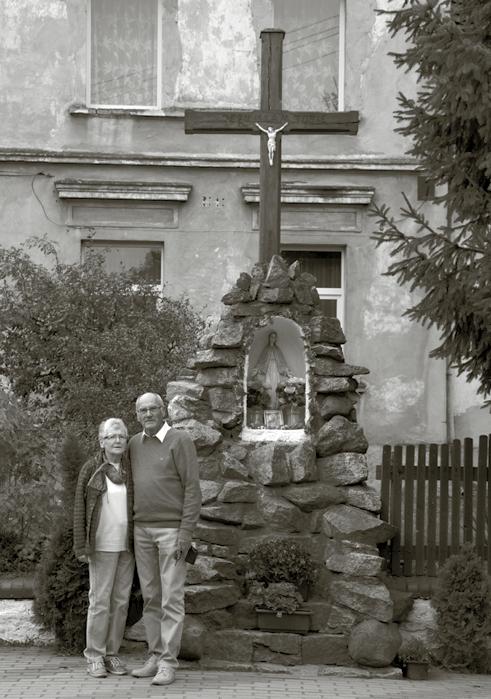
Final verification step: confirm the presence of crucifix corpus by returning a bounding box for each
[185,29,359,263]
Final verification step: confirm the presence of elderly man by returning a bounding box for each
[129,392,201,686]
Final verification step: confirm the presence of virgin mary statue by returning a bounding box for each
[249,331,291,409]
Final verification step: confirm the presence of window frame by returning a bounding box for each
[281,245,345,327]
[81,239,165,291]
[86,0,163,110]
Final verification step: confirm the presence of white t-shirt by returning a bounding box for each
[95,476,128,552]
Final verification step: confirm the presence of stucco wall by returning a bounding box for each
[0,0,487,447]
[0,0,413,157]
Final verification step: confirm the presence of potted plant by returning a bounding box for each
[246,538,318,633]
[398,639,431,680]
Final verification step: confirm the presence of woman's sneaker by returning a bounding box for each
[87,659,107,678]
[104,656,127,675]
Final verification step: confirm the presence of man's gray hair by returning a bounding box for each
[135,392,166,411]
[99,417,128,440]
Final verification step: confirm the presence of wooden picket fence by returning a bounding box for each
[377,435,491,577]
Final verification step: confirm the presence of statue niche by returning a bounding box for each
[247,329,306,430]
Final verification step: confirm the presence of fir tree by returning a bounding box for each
[33,433,89,653]
[370,0,491,397]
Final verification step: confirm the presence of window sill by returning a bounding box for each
[68,105,185,119]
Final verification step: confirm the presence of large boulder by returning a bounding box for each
[316,417,369,457]
[279,482,346,512]
[211,320,244,348]
[310,315,346,344]
[248,443,291,485]
[287,441,318,482]
[208,387,239,413]
[319,394,354,420]
[166,380,206,401]
[168,394,211,423]
[301,634,351,665]
[220,452,250,480]
[315,376,353,394]
[324,539,383,576]
[342,484,381,512]
[256,488,308,532]
[258,286,294,303]
[263,254,290,288]
[218,481,258,503]
[322,504,397,545]
[185,555,237,584]
[349,619,401,667]
[329,577,393,622]
[200,480,222,505]
[196,367,240,387]
[193,349,241,369]
[195,521,240,547]
[318,452,368,486]
[315,358,369,378]
[185,583,241,613]
[173,419,222,455]
[200,503,264,528]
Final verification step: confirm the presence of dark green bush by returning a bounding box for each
[0,530,23,574]
[247,538,318,590]
[433,544,490,672]
[33,433,89,653]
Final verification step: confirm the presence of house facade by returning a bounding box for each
[0,0,487,462]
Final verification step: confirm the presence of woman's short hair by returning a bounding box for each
[98,417,128,440]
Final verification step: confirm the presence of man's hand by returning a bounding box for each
[78,554,89,564]
[174,539,191,563]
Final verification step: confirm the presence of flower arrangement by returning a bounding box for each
[277,377,306,407]
[248,581,302,614]
[247,537,317,591]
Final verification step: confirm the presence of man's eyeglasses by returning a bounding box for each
[137,406,162,415]
[103,434,128,441]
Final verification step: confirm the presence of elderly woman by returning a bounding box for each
[73,417,134,679]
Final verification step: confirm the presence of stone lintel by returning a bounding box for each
[54,178,192,201]
[241,183,375,206]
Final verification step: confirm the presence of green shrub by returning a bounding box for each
[433,544,490,672]
[0,237,203,440]
[247,538,318,590]
[33,434,89,653]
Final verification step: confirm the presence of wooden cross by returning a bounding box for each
[185,29,359,263]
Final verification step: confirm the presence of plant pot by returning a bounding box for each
[282,404,304,428]
[256,607,311,634]
[405,661,429,680]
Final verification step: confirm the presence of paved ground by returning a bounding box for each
[1,647,491,699]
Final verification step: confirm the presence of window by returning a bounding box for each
[82,241,163,287]
[87,0,161,108]
[281,249,344,325]
[273,0,345,111]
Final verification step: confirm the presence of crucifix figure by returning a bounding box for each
[185,29,359,263]
[255,122,288,166]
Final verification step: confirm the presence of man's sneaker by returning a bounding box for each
[87,659,107,678]
[131,655,159,678]
[151,665,176,686]
[105,656,127,675]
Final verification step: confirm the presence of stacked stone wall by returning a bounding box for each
[167,256,402,668]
